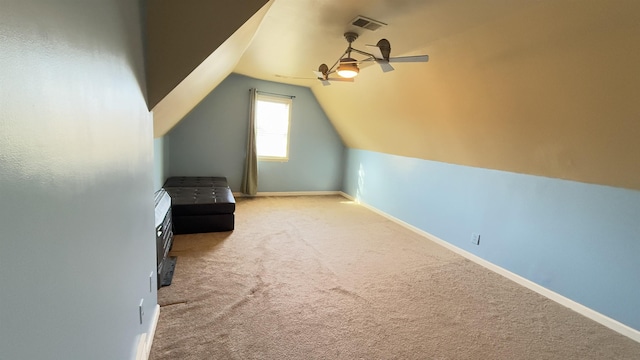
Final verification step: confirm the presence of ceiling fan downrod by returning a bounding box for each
[337,32,360,78]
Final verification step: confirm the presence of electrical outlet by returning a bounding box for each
[139,299,144,324]
[471,233,481,245]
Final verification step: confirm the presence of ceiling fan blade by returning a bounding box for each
[320,79,331,86]
[312,70,325,78]
[365,44,385,60]
[388,55,429,63]
[375,60,395,72]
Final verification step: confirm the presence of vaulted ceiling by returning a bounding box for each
[148,0,640,191]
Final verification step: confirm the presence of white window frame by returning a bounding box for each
[255,93,292,162]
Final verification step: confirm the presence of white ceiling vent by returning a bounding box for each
[350,15,387,31]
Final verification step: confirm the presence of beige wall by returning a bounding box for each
[313,1,640,190]
[146,0,269,108]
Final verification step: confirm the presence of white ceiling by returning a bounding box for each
[231,0,640,190]
[234,0,531,87]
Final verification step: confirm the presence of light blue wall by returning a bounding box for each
[153,137,168,191]
[343,149,640,331]
[0,1,156,359]
[167,73,345,192]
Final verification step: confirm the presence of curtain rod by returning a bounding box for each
[253,89,296,99]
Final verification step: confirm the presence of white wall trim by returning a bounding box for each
[338,191,353,200]
[338,192,640,343]
[134,334,146,360]
[135,304,160,360]
[234,191,342,197]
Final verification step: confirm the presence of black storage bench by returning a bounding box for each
[163,177,235,234]
[154,188,175,287]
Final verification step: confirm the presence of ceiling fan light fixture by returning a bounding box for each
[337,58,359,78]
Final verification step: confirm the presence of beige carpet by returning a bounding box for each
[150,196,640,359]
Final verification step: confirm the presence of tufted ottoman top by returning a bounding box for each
[163,176,229,188]
[164,186,235,216]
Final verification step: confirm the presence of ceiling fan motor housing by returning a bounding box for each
[344,32,358,44]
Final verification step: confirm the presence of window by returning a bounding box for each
[255,94,292,161]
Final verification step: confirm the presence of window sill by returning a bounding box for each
[258,156,289,162]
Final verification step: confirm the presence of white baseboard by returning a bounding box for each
[135,304,160,360]
[338,192,640,343]
[234,191,342,197]
[338,191,354,201]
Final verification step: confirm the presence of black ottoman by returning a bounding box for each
[163,176,229,188]
[163,177,236,234]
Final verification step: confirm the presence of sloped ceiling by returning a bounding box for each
[147,0,272,137]
[155,0,640,190]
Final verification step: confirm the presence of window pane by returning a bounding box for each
[257,134,287,157]
[255,95,291,159]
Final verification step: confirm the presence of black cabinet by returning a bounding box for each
[154,189,174,288]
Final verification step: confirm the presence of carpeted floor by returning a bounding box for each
[149,196,640,360]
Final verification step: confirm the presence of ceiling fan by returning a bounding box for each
[313,32,429,85]
[312,64,355,86]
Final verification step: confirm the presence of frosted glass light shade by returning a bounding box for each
[337,58,359,78]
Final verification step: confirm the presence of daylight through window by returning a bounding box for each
[255,94,292,160]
